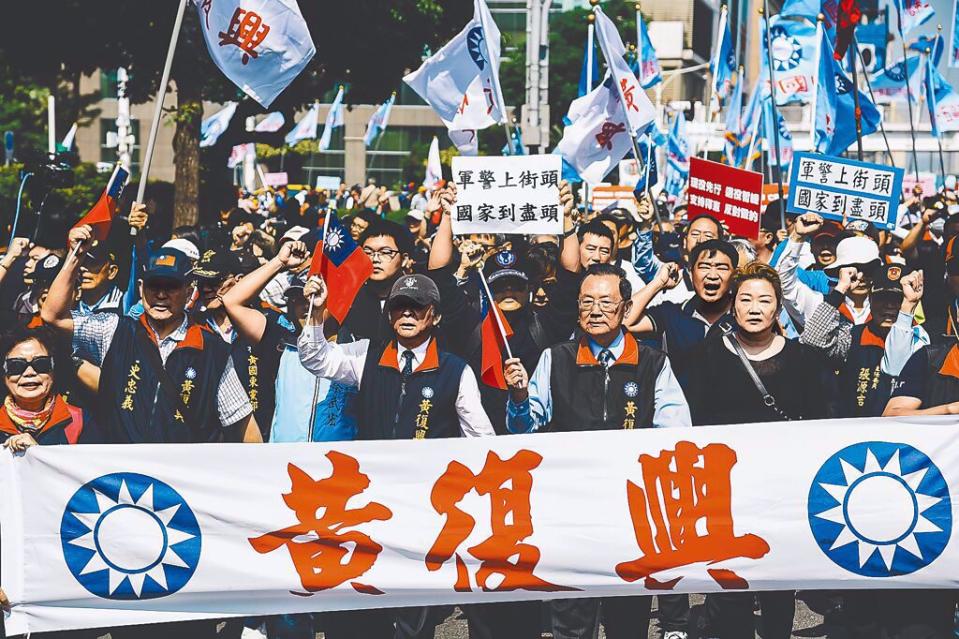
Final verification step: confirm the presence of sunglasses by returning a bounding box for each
[4,356,53,377]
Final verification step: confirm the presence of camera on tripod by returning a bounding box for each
[20,148,78,190]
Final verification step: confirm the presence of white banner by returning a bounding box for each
[450,155,562,235]
[3,418,958,634]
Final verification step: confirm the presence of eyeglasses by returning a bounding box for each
[363,247,400,260]
[578,298,623,314]
[688,229,718,241]
[4,356,53,377]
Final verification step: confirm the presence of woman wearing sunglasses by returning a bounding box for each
[0,325,83,452]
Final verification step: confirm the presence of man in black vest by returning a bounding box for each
[42,225,262,446]
[298,271,494,639]
[503,262,691,639]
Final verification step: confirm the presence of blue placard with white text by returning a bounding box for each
[786,152,904,229]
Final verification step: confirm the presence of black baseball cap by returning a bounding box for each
[192,249,258,280]
[387,274,440,309]
[31,254,62,290]
[485,250,529,287]
[144,248,193,283]
[871,263,906,295]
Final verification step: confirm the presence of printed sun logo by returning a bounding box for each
[326,228,343,252]
[808,442,951,577]
[61,473,201,600]
[769,26,802,71]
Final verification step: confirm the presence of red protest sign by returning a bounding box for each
[687,158,763,240]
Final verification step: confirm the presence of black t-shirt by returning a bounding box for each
[891,347,932,402]
[686,332,831,425]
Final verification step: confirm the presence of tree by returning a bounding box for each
[0,0,472,228]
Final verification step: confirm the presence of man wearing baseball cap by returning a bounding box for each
[801,263,929,417]
[41,224,262,445]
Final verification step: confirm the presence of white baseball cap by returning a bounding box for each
[161,238,200,261]
[825,236,880,274]
[280,226,310,242]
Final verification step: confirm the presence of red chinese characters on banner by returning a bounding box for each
[596,122,626,150]
[218,8,271,65]
[688,158,763,240]
[620,78,640,113]
[426,450,575,593]
[615,442,770,590]
[249,452,392,595]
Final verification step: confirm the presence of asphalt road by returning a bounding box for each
[427,593,846,639]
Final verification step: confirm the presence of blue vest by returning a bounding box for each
[97,316,229,443]
[356,339,466,440]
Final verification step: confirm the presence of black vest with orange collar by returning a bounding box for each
[96,315,231,443]
[836,324,895,418]
[356,338,467,440]
[547,332,667,432]
[920,344,959,408]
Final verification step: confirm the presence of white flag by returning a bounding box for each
[554,81,634,184]
[195,0,316,108]
[592,5,656,136]
[403,0,506,133]
[200,102,238,148]
[227,142,255,169]
[318,87,345,151]
[59,123,78,150]
[254,112,285,132]
[363,95,395,146]
[424,136,443,190]
[284,102,318,146]
[449,129,479,156]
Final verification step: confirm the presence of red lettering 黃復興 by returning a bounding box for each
[249,452,392,595]
[615,441,770,590]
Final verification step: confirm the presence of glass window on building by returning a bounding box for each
[99,118,141,172]
[301,127,345,185]
[100,70,119,99]
[366,126,447,189]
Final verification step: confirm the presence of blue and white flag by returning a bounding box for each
[909,34,944,64]
[763,96,793,168]
[636,16,662,89]
[737,79,767,168]
[200,102,238,148]
[952,3,959,67]
[578,32,600,97]
[254,112,285,132]
[924,55,959,135]
[363,94,395,147]
[284,101,318,146]
[868,55,923,103]
[501,127,526,155]
[633,135,659,193]
[895,0,935,36]
[318,86,345,151]
[403,0,507,132]
[761,16,818,106]
[815,30,881,155]
[663,111,690,201]
[194,0,315,108]
[710,8,737,102]
[723,73,745,165]
[592,5,657,136]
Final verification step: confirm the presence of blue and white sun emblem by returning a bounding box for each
[495,251,516,267]
[808,442,951,577]
[466,26,489,70]
[623,381,639,398]
[326,228,343,252]
[422,386,435,399]
[770,26,802,71]
[61,473,201,600]
[184,367,197,380]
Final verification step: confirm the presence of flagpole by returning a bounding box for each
[896,4,921,180]
[849,34,865,161]
[857,46,896,167]
[809,16,824,151]
[702,5,728,159]
[759,5,786,229]
[585,11,595,214]
[308,208,336,320]
[134,0,189,233]
[927,33,949,184]
[478,268,513,359]
[475,0,513,155]
[743,102,762,170]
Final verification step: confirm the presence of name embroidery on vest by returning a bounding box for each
[623,401,637,429]
[121,360,142,411]
[247,353,259,411]
[415,387,434,439]
[856,366,882,408]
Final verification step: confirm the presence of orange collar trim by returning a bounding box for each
[859,326,886,348]
[939,344,959,380]
[138,315,207,351]
[575,332,640,367]
[378,338,440,373]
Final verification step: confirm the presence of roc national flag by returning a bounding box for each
[363,94,395,147]
[195,0,316,108]
[308,212,373,324]
[479,280,513,390]
[71,165,129,243]
[403,0,507,132]
[318,86,345,152]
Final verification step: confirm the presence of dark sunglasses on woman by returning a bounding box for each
[4,356,54,377]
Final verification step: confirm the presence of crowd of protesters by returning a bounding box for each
[0,173,957,639]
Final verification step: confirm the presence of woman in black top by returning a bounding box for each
[686,262,830,639]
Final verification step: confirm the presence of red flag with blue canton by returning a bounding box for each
[71,165,128,243]
[480,291,513,390]
[308,211,373,324]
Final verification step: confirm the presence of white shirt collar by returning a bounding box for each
[587,330,625,360]
[397,337,432,371]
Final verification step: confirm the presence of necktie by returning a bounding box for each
[401,350,415,379]
[599,349,614,370]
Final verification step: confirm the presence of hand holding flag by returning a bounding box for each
[307,212,373,324]
[70,164,129,247]
[478,272,514,390]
